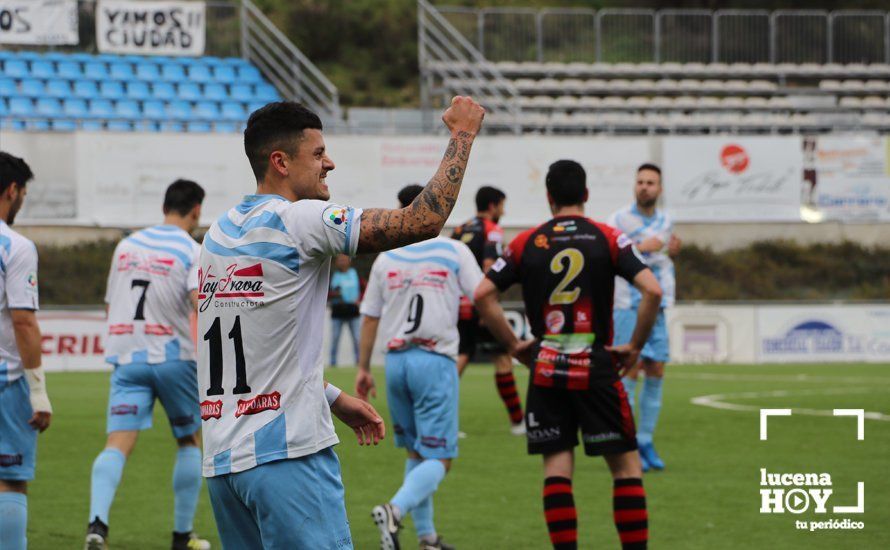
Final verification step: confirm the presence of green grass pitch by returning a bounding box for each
[26,364,890,549]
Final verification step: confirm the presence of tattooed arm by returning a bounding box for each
[357,96,485,253]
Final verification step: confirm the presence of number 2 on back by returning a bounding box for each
[549,248,584,305]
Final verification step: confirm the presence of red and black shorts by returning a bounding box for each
[524,372,637,457]
[457,316,507,359]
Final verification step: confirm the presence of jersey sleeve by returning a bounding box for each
[615,231,648,283]
[653,212,673,244]
[104,242,123,304]
[358,256,385,318]
[483,224,504,262]
[186,246,200,291]
[485,237,522,292]
[456,242,485,302]
[5,238,39,310]
[281,200,363,260]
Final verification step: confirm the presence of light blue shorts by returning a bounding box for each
[206,447,353,550]
[613,309,671,364]
[106,360,200,438]
[0,377,37,481]
[385,348,459,460]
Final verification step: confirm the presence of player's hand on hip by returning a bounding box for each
[605,343,641,377]
[355,369,377,401]
[512,339,537,368]
[442,96,485,136]
[331,392,385,446]
[29,411,51,432]
[668,234,682,257]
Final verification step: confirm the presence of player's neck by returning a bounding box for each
[255,180,298,202]
[553,205,585,218]
[0,202,11,225]
[635,202,657,217]
[161,214,193,233]
[476,211,491,220]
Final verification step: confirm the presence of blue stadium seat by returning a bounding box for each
[31,60,55,78]
[178,82,201,101]
[142,100,165,118]
[187,121,212,132]
[126,81,151,100]
[63,99,89,118]
[204,83,227,101]
[43,53,68,63]
[109,62,135,80]
[136,63,160,81]
[46,80,71,98]
[35,98,62,117]
[222,57,244,65]
[237,65,262,83]
[133,120,159,132]
[188,64,213,83]
[74,80,99,99]
[215,121,238,132]
[161,63,187,81]
[152,82,176,100]
[212,65,236,83]
[81,120,104,131]
[90,99,115,118]
[166,100,191,119]
[0,79,16,95]
[52,119,78,131]
[0,99,7,116]
[107,120,132,132]
[230,84,253,102]
[15,52,41,61]
[220,101,245,121]
[247,101,266,114]
[70,53,95,63]
[57,61,81,79]
[20,79,45,97]
[25,119,51,131]
[0,119,24,131]
[194,101,220,120]
[3,59,28,78]
[99,80,125,99]
[159,121,184,132]
[254,84,279,102]
[83,62,108,80]
[116,100,140,119]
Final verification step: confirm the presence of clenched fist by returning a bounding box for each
[442,96,485,136]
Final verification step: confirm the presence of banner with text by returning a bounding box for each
[663,137,803,222]
[0,0,78,45]
[96,0,205,56]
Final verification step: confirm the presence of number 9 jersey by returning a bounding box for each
[197,195,362,477]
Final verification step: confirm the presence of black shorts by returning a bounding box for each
[524,375,637,457]
[457,318,506,359]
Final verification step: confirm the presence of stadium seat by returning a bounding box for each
[99,81,126,99]
[107,120,132,132]
[166,100,192,119]
[214,121,238,132]
[247,101,266,114]
[109,63,135,80]
[0,99,6,116]
[230,84,253,102]
[126,81,151,100]
[133,120,159,132]
[142,100,165,119]
[116,100,141,119]
[152,82,176,100]
[83,62,108,80]
[254,84,279,102]
[194,101,220,120]
[237,65,262,83]
[161,63,187,81]
[188,64,213,83]
[25,119,51,131]
[90,99,115,118]
[0,119,24,131]
[187,121,212,132]
[213,65,236,83]
[36,98,62,117]
[74,80,100,99]
[46,80,71,98]
[63,98,89,118]
[204,83,227,101]
[220,101,246,121]
[3,59,28,78]
[0,78,16,95]
[20,79,45,97]
[52,119,78,131]
[136,63,161,81]
[31,60,55,78]
[178,82,202,101]
[159,121,185,132]
[81,120,104,131]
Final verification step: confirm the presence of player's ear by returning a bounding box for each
[582,188,589,204]
[269,150,289,177]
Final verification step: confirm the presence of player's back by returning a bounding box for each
[197,194,361,476]
[451,216,503,269]
[104,225,199,366]
[362,237,482,360]
[0,220,39,383]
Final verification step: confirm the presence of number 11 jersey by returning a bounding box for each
[197,194,362,477]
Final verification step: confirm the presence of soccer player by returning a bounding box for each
[197,98,483,549]
[85,180,209,550]
[452,186,525,435]
[476,160,662,550]
[355,184,490,550]
[0,152,52,550]
[609,163,678,472]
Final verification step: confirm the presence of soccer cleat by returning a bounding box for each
[84,518,109,550]
[639,442,664,471]
[638,449,651,473]
[419,536,455,550]
[509,422,526,436]
[372,503,402,550]
[172,531,211,550]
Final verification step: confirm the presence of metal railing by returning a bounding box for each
[437,6,890,64]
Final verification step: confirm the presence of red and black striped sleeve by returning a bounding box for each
[486,227,534,292]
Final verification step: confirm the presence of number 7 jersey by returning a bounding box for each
[197,194,362,477]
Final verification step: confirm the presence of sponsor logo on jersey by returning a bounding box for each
[323,205,349,234]
[26,272,37,287]
[553,221,577,233]
[109,323,135,335]
[198,262,265,312]
[110,404,139,416]
[0,454,24,467]
[460,232,474,243]
[145,323,174,336]
[117,252,175,276]
[491,257,507,272]
[545,310,565,333]
[200,400,223,420]
[235,391,281,418]
[534,234,549,249]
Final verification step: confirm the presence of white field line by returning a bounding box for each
[690,388,890,421]
[671,372,890,385]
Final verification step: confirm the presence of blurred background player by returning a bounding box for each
[451,186,524,435]
[477,160,662,550]
[0,152,52,550]
[197,98,483,549]
[609,163,679,473]
[329,253,363,366]
[85,180,209,550]
[356,184,494,550]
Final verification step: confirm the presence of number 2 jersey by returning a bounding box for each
[0,220,40,384]
[486,216,648,389]
[104,225,200,365]
[197,194,362,477]
[360,237,484,361]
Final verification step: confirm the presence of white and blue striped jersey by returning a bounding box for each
[104,225,201,365]
[609,204,675,309]
[361,237,483,361]
[0,220,39,384]
[197,194,362,477]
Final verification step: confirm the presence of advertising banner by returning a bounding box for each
[96,0,205,56]
[0,0,78,45]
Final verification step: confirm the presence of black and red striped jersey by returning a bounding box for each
[451,216,504,270]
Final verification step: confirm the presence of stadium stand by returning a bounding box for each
[0,51,281,132]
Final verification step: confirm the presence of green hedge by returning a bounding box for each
[34,239,890,306]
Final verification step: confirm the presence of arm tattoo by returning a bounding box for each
[358,131,475,253]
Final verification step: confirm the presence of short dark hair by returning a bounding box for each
[637,163,662,177]
[244,101,323,181]
[398,184,424,208]
[475,186,506,212]
[546,160,586,207]
[163,179,205,216]
[0,152,34,194]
